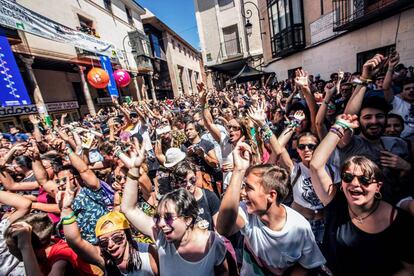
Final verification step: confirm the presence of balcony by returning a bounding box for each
[271,24,305,57]
[333,0,413,32]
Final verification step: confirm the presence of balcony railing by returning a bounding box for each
[333,0,413,31]
[221,37,243,59]
[271,24,305,57]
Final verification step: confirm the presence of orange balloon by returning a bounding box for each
[87,68,110,89]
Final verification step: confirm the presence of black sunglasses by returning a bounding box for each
[342,172,372,186]
[297,143,317,151]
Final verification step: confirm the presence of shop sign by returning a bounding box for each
[0,101,79,117]
[0,0,116,57]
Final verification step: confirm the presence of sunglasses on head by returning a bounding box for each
[342,172,372,186]
[153,212,179,226]
[98,233,125,248]
[297,143,317,151]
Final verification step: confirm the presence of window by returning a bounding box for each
[222,25,241,57]
[218,0,234,11]
[151,34,162,58]
[77,15,98,37]
[267,0,305,57]
[356,45,395,72]
[125,6,134,25]
[104,0,112,12]
[206,53,212,61]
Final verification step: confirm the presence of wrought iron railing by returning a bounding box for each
[271,24,305,57]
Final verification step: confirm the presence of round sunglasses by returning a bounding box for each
[153,212,179,226]
[98,233,125,248]
[342,172,373,186]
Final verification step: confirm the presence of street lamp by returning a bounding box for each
[241,1,266,38]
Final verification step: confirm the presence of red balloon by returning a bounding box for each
[113,69,131,88]
[87,68,110,89]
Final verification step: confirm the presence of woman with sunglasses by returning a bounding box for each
[173,161,220,231]
[248,104,339,244]
[58,180,159,276]
[310,114,414,275]
[121,148,229,275]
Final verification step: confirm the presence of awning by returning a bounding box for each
[208,59,248,75]
[230,64,270,83]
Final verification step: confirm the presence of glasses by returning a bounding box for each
[115,175,127,182]
[342,172,373,186]
[297,143,317,151]
[227,125,241,131]
[98,233,125,248]
[54,177,67,185]
[177,176,197,189]
[160,120,169,125]
[153,213,179,226]
[130,114,138,118]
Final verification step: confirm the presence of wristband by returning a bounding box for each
[62,216,77,225]
[330,126,344,139]
[202,104,209,110]
[115,150,122,157]
[127,172,140,181]
[61,211,75,221]
[335,119,354,134]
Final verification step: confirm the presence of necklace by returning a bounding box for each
[348,201,380,224]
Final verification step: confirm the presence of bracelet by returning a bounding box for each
[61,211,75,221]
[330,127,344,139]
[62,216,77,225]
[127,172,140,181]
[334,120,354,135]
[359,76,372,83]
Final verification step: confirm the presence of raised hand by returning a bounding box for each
[294,69,309,89]
[247,101,266,127]
[28,115,40,125]
[9,221,33,250]
[388,52,400,70]
[335,114,359,129]
[361,54,385,79]
[55,178,78,211]
[232,141,252,171]
[293,110,306,123]
[380,151,411,171]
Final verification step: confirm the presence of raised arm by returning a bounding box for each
[121,146,156,240]
[67,147,100,190]
[28,115,43,142]
[310,114,358,205]
[56,181,104,268]
[294,69,318,134]
[198,83,221,143]
[216,142,249,237]
[315,83,336,139]
[344,54,384,115]
[383,53,399,103]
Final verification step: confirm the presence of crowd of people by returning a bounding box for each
[0,52,414,276]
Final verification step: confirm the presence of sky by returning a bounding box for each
[136,0,200,50]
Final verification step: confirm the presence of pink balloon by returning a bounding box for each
[113,69,131,87]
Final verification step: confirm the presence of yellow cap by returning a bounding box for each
[95,211,130,237]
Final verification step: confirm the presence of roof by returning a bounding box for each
[141,8,200,55]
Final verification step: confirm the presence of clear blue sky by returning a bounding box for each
[136,0,200,50]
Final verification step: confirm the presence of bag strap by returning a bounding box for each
[291,166,302,187]
[327,163,335,181]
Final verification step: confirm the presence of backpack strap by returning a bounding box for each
[291,166,302,187]
[327,164,335,182]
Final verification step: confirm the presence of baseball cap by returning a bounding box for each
[95,211,130,237]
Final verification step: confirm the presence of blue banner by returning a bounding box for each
[99,55,119,98]
[0,35,31,106]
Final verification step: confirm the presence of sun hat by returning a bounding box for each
[164,148,186,168]
[95,211,130,237]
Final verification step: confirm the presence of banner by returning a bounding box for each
[0,0,116,57]
[0,35,31,106]
[99,55,119,98]
[0,100,78,117]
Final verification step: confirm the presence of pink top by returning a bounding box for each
[37,188,60,223]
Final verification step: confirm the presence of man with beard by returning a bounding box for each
[340,54,412,204]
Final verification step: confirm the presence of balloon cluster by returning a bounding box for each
[87,68,131,88]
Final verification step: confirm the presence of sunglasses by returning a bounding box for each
[177,176,197,189]
[297,143,317,151]
[227,125,241,131]
[130,114,138,118]
[342,172,372,186]
[153,212,179,226]
[98,233,125,248]
[115,175,127,182]
[54,177,67,185]
[160,120,169,125]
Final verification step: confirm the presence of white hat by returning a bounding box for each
[164,148,186,168]
[156,125,171,136]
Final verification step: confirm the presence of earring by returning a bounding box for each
[374,191,382,200]
[339,186,343,192]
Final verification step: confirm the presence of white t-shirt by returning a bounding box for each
[391,96,414,138]
[220,131,234,189]
[201,124,227,166]
[119,243,154,276]
[0,219,26,276]
[238,202,326,275]
[156,231,227,276]
[291,162,340,210]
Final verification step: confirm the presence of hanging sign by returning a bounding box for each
[0,0,116,57]
[99,55,119,98]
[0,35,31,106]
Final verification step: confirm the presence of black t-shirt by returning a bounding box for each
[181,139,215,174]
[323,189,414,276]
[196,189,220,231]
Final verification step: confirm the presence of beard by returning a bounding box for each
[360,123,385,140]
